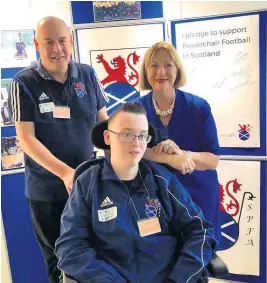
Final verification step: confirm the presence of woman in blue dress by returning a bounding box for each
[138,41,221,242]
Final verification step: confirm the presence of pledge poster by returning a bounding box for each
[175,14,260,147]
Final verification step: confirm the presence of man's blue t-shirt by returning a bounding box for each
[138,89,221,241]
[9,60,107,202]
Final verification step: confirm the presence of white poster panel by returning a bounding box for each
[175,14,260,147]
[77,24,164,113]
[217,160,260,275]
[77,24,163,64]
[1,31,37,68]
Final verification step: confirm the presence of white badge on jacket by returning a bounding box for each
[39,102,54,113]
[98,206,117,222]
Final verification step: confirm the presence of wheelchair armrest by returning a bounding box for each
[63,272,79,283]
[207,252,229,278]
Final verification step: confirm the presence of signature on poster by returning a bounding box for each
[212,64,255,91]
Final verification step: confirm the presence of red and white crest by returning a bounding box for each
[217,160,260,276]
[90,47,148,90]
[219,178,242,218]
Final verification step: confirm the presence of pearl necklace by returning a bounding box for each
[152,95,176,117]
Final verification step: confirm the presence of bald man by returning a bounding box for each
[8,17,108,283]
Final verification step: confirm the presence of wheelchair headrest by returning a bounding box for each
[91,119,158,150]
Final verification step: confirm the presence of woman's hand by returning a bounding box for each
[153,140,195,174]
[152,139,183,155]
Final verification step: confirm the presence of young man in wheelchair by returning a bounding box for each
[55,102,217,283]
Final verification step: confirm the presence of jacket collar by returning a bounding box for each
[36,59,78,80]
[102,158,157,194]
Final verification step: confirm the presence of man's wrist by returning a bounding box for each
[58,165,74,180]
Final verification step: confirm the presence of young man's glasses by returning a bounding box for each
[108,129,152,144]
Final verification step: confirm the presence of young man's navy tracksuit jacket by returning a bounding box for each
[55,158,217,283]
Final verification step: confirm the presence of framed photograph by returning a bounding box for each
[1,30,37,68]
[93,1,141,22]
[1,79,14,127]
[1,136,24,174]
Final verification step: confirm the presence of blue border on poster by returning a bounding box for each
[1,68,24,79]
[2,173,49,283]
[71,1,163,24]
[171,11,267,157]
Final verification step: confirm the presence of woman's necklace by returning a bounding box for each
[152,95,175,117]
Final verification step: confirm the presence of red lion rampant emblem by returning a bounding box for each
[96,51,140,87]
[238,124,251,132]
[219,179,242,217]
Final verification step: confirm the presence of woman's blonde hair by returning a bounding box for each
[139,41,187,91]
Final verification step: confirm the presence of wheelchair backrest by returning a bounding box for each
[73,157,106,182]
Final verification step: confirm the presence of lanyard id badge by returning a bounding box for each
[137,217,161,237]
[53,106,70,119]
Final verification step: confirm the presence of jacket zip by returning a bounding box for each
[123,182,140,283]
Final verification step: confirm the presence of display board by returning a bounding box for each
[171,11,266,283]
[0,3,164,282]
[1,4,266,283]
[77,23,164,114]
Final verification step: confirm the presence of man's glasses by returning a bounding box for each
[108,129,152,144]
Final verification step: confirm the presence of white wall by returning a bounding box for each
[0,1,72,30]
[164,1,267,20]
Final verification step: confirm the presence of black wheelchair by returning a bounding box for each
[62,121,229,283]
